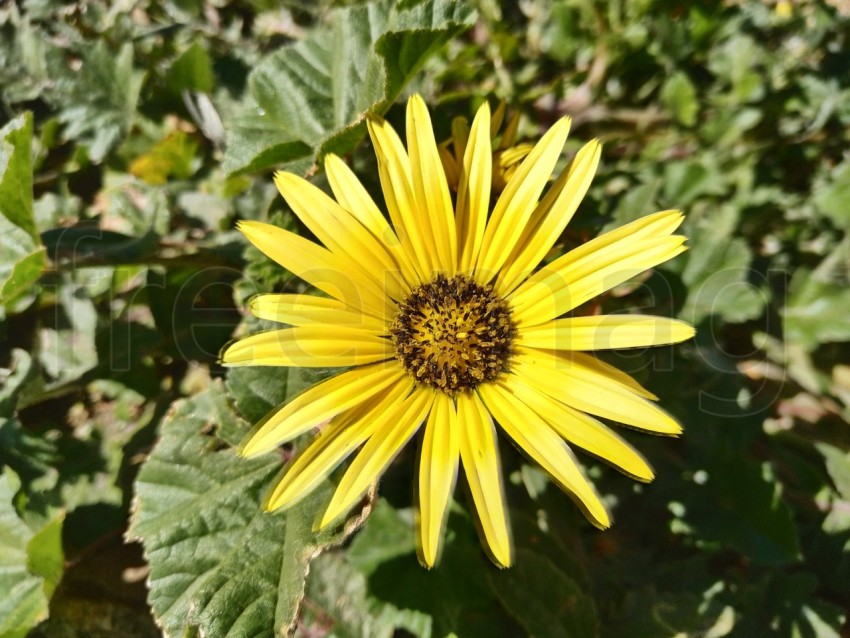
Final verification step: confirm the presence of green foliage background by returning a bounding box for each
[2,0,850,636]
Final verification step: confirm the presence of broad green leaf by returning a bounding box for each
[0,113,45,305]
[708,34,765,102]
[38,275,99,384]
[0,468,64,638]
[0,351,55,491]
[813,159,850,229]
[129,385,346,638]
[56,41,141,162]
[783,243,850,350]
[223,0,476,175]
[662,157,726,206]
[99,173,171,236]
[817,442,850,533]
[26,512,64,600]
[680,207,764,324]
[226,364,291,432]
[682,460,800,565]
[1,248,46,303]
[729,572,845,638]
[0,115,38,242]
[661,71,698,127]
[487,549,597,638]
[347,498,418,574]
[349,505,523,636]
[302,551,432,638]
[608,179,661,227]
[166,42,215,95]
[146,265,240,364]
[817,443,850,499]
[0,9,51,103]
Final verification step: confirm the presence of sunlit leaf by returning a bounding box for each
[0,468,64,638]
[223,0,476,175]
[0,113,45,305]
[129,385,348,637]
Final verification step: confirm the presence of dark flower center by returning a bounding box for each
[390,274,515,394]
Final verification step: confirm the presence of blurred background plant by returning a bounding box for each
[1,0,849,636]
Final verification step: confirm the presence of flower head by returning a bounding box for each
[222,95,694,568]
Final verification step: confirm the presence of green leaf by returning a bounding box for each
[0,113,45,305]
[146,265,240,364]
[813,159,850,229]
[680,207,764,324]
[347,498,418,575]
[166,42,214,95]
[1,248,45,305]
[0,468,62,638]
[817,442,850,533]
[783,242,850,350]
[56,41,141,162]
[487,549,598,638]
[682,460,800,565]
[223,0,476,176]
[708,34,765,103]
[35,274,99,386]
[0,351,55,491]
[0,10,51,104]
[225,364,292,429]
[660,71,698,127]
[662,157,727,206]
[26,512,65,600]
[818,443,850,499]
[302,551,432,637]
[129,385,345,638]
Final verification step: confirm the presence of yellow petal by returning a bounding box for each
[518,347,658,400]
[451,115,470,167]
[220,326,393,367]
[504,376,654,482]
[418,392,459,568]
[496,140,601,294]
[517,314,696,350]
[367,116,433,278]
[264,378,414,511]
[490,100,506,138]
[320,388,435,528]
[456,391,512,567]
[510,210,685,325]
[273,171,407,300]
[438,144,460,190]
[407,94,457,273]
[476,117,571,282]
[237,220,393,320]
[324,154,418,286]
[456,101,492,274]
[478,382,610,529]
[499,109,521,149]
[567,351,657,400]
[249,294,387,332]
[240,362,405,458]
[512,352,682,435]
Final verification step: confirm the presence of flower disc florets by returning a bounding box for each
[390,274,515,393]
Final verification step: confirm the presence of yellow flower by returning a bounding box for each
[439,101,534,192]
[222,94,694,568]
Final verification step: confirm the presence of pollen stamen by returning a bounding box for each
[390,274,515,394]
